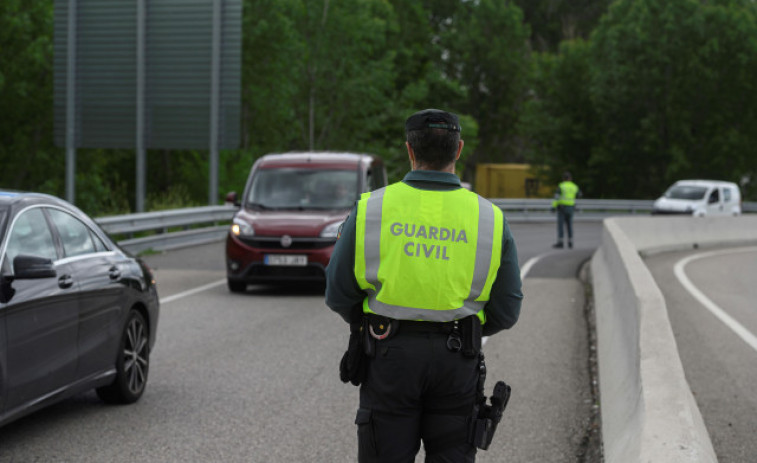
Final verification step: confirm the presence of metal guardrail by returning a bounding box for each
[96,205,236,254]
[491,198,657,221]
[743,201,757,213]
[96,200,757,254]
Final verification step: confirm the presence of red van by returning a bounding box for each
[225,152,387,291]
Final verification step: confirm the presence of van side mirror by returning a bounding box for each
[13,255,56,279]
[226,191,240,207]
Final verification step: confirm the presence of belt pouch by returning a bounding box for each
[362,317,376,358]
[340,321,366,386]
[461,316,482,358]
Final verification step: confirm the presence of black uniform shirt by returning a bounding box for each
[325,169,523,336]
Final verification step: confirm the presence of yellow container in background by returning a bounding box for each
[474,163,553,198]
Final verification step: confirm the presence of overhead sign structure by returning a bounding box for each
[54,0,241,210]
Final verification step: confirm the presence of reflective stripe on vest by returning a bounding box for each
[354,182,503,322]
[554,181,579,207]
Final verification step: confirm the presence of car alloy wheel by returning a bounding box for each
[97,310,150,404]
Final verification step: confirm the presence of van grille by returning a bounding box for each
[248,265,326,279]
[240,236,336,250]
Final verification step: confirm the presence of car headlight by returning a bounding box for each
[231,217,254,237]
[320,221,342,239]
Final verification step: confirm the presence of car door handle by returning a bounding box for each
[58,274,74,289]
[108,266,121,280]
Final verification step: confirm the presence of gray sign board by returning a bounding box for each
[54,0,240,149]
[53,0,240,208]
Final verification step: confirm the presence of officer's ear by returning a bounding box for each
[406,141,417,169]
[455,139,464,161]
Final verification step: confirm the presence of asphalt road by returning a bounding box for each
[0,221,604,462]
[645,246,757,463]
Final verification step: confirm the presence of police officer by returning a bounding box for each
[551,171,581,249]
[325,109,523,462]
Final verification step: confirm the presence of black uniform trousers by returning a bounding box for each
[556,204,575,241]
[356,329,479,463]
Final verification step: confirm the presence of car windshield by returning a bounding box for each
[247,168,358,210]
[665,185,708,200]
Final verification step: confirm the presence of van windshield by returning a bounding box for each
[247,168,358,210]
[664,185,708,200]
[0,208,7,239]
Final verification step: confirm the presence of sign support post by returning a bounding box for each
[65,0,77,204]
[136,0,147,212]
[209,0,222,205]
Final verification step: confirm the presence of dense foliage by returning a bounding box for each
[2,0,756,216]
[524,0,757,198]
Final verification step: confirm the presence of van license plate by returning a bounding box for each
[265,254,307,266]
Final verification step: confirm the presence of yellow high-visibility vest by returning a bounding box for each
[354,182,503,323]
[552,181,579,207]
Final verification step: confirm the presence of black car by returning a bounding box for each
[0,191,159,427]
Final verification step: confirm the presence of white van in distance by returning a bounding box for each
[652,180,742,217]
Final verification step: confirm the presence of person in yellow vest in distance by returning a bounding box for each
[551,171,581,249]
[325,108,523,462]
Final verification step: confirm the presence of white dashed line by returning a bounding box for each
[519,255,542,280]
[482,254,543,346]
[159,254,543,349]
[159,279,226,304]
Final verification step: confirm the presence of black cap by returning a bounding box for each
[405,109,461,132]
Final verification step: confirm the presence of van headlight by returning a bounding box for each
[320,221,342,239]
[231,217,255,237]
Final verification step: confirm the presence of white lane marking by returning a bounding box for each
[160,279,226,305]
[159,255,545,345]
[519,255,542,280]
[483,254,543,346]
[674,247,757,354]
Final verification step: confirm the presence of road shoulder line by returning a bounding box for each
[673,246,757,353]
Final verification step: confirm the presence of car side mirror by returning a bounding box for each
[226,191,240,207]
[13,255,57,279]
[0,276,14,303]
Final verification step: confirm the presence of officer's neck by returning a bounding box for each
[413,162,457,174]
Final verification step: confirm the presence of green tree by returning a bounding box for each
[589,0,757,198]
[513,0,610,52]
[0,0,61,195]
[241,0,303,155]
[289,0,397,152]
[379,0,476,181]
[442,0,531,172]
[216,0,307,199]
[7,0,757,208]
[520,39,599,192]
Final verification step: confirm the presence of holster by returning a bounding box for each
[469,353,512,450]
[339,315,400,386]
[339,320,368,386]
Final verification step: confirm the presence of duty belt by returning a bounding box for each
[365,314,481,357]
[396,319,457,334]
[366,314,455,336]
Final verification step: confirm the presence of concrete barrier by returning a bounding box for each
[591,215,757,462]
